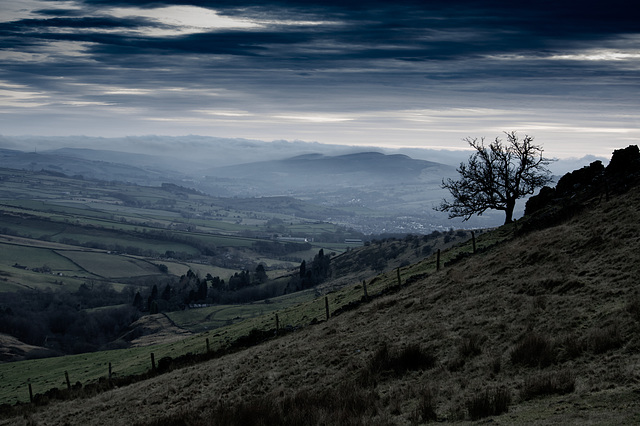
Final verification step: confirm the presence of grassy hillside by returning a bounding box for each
[1,154,639,424]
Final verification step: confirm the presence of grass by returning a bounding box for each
[0,243,83,274]
[2,167,640,424]
[0,257,416,406]
[510,332,555,368]
[0,286,338,404]
[466,387,511,420]
[0,347,153,406]
[133,381,384,426]
[521,369,576,400]
[57,251,161,279]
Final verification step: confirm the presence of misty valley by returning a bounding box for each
[2,143,637,425]
[0,148,485,361]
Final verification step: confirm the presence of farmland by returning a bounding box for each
[0,167,374,368]
[0,167,364,292]
[0,165,484,407]
[0,225,487,405]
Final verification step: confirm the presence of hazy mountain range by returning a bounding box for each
[0,136,606,233]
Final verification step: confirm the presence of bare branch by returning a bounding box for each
[436,132,554,224]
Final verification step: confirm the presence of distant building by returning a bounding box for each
[344,239,363,245]
[276,236,311,243]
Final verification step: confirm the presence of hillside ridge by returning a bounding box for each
[1,147,639,424]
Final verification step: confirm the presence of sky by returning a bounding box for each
[1,0,639,159]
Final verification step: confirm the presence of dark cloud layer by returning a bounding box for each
[0,0,638,157]
[6,1,638,62]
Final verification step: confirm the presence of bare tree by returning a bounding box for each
[437,132,554,224]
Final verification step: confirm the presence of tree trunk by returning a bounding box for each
[504,198,516,224]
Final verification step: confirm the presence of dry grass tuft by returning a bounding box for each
[458,332,485,358]
[521,369,576,400]
[587,323,624,354]
[361,342,436,384]
[465,386,511,420]
[410,385,438,423]
[510,332,555,368]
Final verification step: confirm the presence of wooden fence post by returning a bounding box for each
[150,352,156,372]
[109,362,112,380]
[471,231,476,254]
[363,280,368,300]
[396,267,401,286]
[206,338,210,353]
[275,313,280,333]
[436,249,441,271]
[65,371,71,390]
[28,381,33,403]
[325,296,330,321]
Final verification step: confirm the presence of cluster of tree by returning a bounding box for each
[132,250,334,312]
[227,264,268,291]
[112,192,141,207]
[131,264,275,311]
[0,285,139,356]
[160,182,204,196]
[286,249,331,292]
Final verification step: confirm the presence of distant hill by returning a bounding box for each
[0,146,521,230]
[198,151,474,230]
[0,148,183,185]
[0,146,478,231]
[204,151,453,189]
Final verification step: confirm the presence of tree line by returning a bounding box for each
[0,283,138,357]
[132,249,333,311]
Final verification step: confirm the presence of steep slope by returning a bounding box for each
[3,176,640,424]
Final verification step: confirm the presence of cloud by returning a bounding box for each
[0,0,638,159]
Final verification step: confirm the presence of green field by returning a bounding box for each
[0,250,443,404]
[0,214,507,405]
[0,284,356,404]
[167,289,317,333]
[0,168,360,272]
[0,167,378,404]
[58,251,161,279]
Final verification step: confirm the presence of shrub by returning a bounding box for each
[466,387,511,420]
[510,332,555,367]
[521,370,575,400]
[393,344,437,374]
[361,342,436,385]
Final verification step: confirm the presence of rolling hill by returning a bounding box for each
[0,146,502,231]
[204,152,452,188]
[1,147,638,424]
